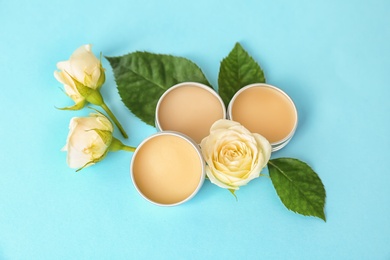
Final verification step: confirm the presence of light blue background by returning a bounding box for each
[1,0,389,259]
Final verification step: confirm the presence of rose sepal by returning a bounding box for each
[75,153,107,172]
[56,99,87,111]
[95,55,106,90]
[70,75,104,106]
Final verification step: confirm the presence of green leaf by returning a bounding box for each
[268,158,326,221]
[106,52,211,126]
[218,42,266,107]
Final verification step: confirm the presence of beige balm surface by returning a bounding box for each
[131,132,205,206]
[156,82,226,144]
[228,83,298,151]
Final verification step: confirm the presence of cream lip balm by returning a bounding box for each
[155,82,226,144]
[228,83,298,151]
[131,131,205,206]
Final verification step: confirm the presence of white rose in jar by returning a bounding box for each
[200,119,271,190]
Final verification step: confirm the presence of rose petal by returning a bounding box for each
[69,44,101,88]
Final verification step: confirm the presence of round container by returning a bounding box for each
[227,83,298,152]
[155,82,226,144]
[130,131,205,206]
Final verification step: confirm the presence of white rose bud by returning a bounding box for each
[54,44,105,110]
[200,119,272,191]
[62,113,113,171]
[55,44,105,90]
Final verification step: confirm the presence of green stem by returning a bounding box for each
[109,137,136,152]
[121,145,136,152]
[100,103,128,139]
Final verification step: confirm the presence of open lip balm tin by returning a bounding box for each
[227,83,298,152]
[131,82,225,206]
[131,131,205,206]
[155,82,226,144]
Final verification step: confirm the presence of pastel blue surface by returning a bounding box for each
[1,0,389,259]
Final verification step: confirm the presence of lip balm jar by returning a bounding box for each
[155,82,226,144]
[131,131,205,206]
[227,83,298,151]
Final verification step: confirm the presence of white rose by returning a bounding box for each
[55,44,104,89]
[54,44,105,109]
[200,119,272,190]
[62,113,113,170]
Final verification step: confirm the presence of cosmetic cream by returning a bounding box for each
[228,83,298,151]
[156,82,226,144]
[131,131,205,206]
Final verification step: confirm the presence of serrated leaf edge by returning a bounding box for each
[268,159,326,222]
